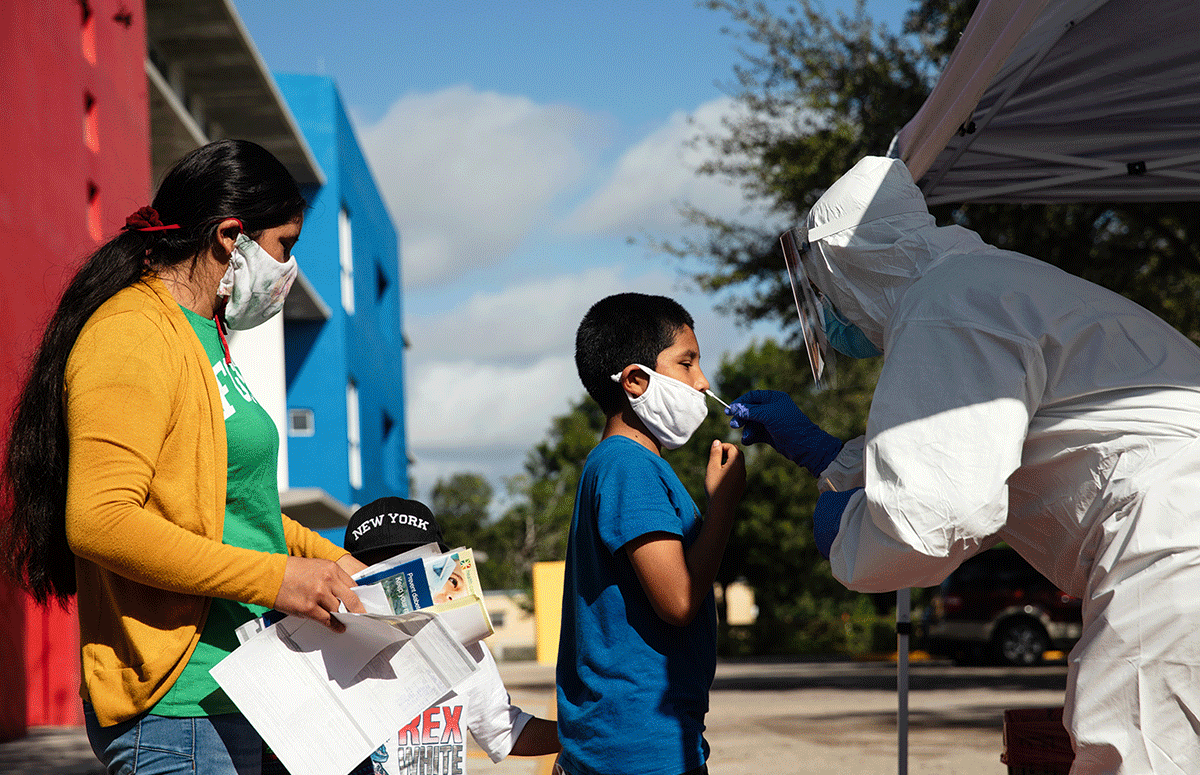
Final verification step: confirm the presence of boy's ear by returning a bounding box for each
[618,364,651,398]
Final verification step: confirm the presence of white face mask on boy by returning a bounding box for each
[218,233,298,330]
[611,364,709,450]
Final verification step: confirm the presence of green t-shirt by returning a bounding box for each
[154,307,288,717]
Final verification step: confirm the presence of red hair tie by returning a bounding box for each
[122,206,180,232]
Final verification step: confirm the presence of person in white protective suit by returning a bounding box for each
[726,155,1200,775]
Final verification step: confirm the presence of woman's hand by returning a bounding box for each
[336,553,369,577]
[274,556,365,632]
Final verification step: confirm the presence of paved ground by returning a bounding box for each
[476,658,1069,775]
[0,657,1068,775]
[0,727,106,775]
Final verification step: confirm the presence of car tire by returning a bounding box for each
[992,618,1050,666]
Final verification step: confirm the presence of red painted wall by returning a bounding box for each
[0,0,149,737]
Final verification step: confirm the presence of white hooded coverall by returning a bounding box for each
[808,156,1200,774]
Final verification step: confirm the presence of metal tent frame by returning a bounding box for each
[892,0,1200,205]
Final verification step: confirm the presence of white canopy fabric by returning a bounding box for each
[890,0,1200,206]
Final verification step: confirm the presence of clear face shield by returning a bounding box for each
[780,228,835,390]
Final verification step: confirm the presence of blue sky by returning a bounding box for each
[233,1,911,506]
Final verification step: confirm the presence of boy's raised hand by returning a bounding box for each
[628,439,746,628]
[705,439,746,506]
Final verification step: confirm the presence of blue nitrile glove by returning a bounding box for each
[726,389,844,476]
[814,488,860,559]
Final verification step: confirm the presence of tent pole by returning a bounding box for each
[898,587,911,775]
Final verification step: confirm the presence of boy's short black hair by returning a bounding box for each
[575,292,695,415]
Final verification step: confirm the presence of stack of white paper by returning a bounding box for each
[212,548,495,775]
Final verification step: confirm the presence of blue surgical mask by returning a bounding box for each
[821,295,882,359]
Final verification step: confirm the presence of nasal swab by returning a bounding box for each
[705,389,731,409]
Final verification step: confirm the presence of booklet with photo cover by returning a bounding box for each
[234,544,493,647]
[355,547,484,616]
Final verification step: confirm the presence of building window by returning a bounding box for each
[83,92,99,153]
[87,181,101,243]
[375,261,388,302]
[382,410,403,491]
[339,206,355,315]
[346,380,362,490]
[288,408,315,437]
[81,1,97,65]
[376,258,397,343]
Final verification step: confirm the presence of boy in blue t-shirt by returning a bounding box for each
[556,293,746,775]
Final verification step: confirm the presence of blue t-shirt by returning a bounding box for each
[556,435,716,775]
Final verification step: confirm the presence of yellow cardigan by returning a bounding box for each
[63,276,346,727]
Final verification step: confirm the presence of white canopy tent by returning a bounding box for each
[890,0,1200,206]
[878,1,1200,772]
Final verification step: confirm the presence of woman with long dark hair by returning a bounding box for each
[2,139,367,774]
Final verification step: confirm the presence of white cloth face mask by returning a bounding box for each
[218,233,299,330]
[611,364,709,450]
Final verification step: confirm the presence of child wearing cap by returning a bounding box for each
[344,496,560,775]
[556,293,745,775]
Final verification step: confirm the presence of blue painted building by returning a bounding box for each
[275,74,409,534]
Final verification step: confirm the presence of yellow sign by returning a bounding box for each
[532,561,565,665]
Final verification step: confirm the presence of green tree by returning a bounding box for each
[669,0,1200,654]
[685,0,1200,344]
[465,346,894,654]
[482,397,606,592]
[430,472,492,547]
[679,0,934,332]
[668,340,889,653]
[428,472,502,586]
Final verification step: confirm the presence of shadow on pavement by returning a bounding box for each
[709,659,1068,694]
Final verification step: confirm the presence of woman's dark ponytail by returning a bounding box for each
[1,139,305,604]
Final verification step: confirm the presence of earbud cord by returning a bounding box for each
[214,311,232,364]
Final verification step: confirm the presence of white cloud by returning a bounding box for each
[359,85,610,287]
[401,261,768,446]
[406,448,527,506]
[402,265,684,496]
[401,270,785,503]
[562,96,762,237]
[407,356,581,448]
[375,91,798,503]
[406,266,675,363]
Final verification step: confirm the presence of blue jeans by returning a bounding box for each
[84,703,262,775]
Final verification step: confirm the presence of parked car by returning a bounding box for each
[921,547,1082,666]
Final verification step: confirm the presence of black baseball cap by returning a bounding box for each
[344,496,447,566]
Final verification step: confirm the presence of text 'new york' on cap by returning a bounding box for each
[344,496,446,564]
